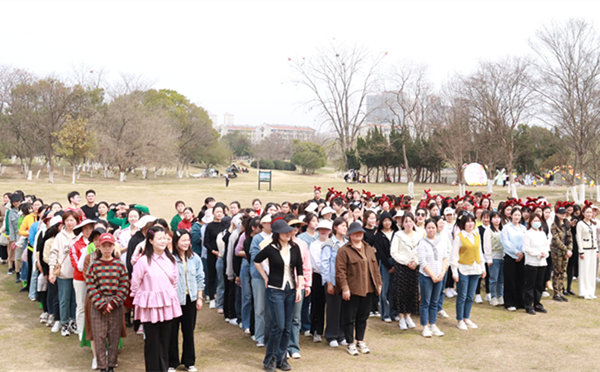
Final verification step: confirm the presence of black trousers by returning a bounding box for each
[324,293,344,342]
[25,247,33,290]
[206,253,217,300]
[341,293,373,344]
[445,271,455,288]
[169,297,197,369]
[566,253,579,291]
[144,319,173,372]
[543,254,553,284]
[310,273,326,335]
[224,277,237,319]
[475,264,490,295]
[503,256,524,309]
[523,265,545,309]
[0,244,7,260]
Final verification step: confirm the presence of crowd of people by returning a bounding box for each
[0,186,598,372]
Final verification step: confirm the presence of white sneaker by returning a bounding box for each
[340,339,348,346]
[251,335,256,341]
[405,316,416,329]
[431,324,444,337]
[357,341,370,354]
[346,344,359,356]
[60,323,70,336]
[228,318,238,325]
[51,320,61,333]
[39,312,48,323]
[238,322,243,329]
[244,328,251,335]
[451,288,458,296]
[457,320,468,330]
[187,366,198,372]
[490,297,499,306]
[329,339,339,348]
[393,315,400,321]
[445,288,455,298]
[291,352,301,359]
[304,330,312,337]
[209,300,216,309]
[592,295,598,299]
[313,334,322,343]
[136,325,144,335]
[398,317,408,330]
[168,368,176,372]
[383,318,392,323]
[46,314,55,327]
[507,306,516,312]
[256,342,265,347]
[422,325,432,338]
[464,319,478,329]
[542,291,550,298]
[437,309,449,318]
[584,295,593,300]
[485,293,491,302]
[91,357,97,370]
[475,294,483,304]
[498,297,505,306]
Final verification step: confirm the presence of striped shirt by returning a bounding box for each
[86,258,130,311]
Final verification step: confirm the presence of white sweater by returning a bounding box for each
[523,229,551,267]
[390,230,420,265]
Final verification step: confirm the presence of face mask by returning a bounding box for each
[532,221,542,229]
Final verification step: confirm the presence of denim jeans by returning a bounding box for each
[201,256,207,297]
[300,292,311,332]
[29,268,39,300]
[252,277,266,343]
[437,271,448,312]
[456,272,480,321]
[264,284,295,368]
[57,277,76,325]
[288,289,303,354]
[489,259,504,298]
[419,273,443,326]
[240,260,253,330]
[215,257,225,309]
[379,261,392,320]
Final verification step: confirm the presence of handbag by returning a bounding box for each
[53,251,68,277]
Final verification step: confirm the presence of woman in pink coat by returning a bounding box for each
[130,226,181,372]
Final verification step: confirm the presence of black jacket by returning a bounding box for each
[373,212,398,270]
[254,242,303,289]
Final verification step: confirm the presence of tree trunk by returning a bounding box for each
[402,143,412,182]
[72,165,76,184]
[119,171,126,182]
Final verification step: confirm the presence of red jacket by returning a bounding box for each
[70,235,88,281]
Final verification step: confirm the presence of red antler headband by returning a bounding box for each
[314,186,321,191]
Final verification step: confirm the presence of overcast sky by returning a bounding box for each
[2,0,599,129]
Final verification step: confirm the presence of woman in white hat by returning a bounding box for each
[308,219,332,343]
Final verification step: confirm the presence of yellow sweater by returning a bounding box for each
[458,231,481,265]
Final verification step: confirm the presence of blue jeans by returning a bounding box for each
[379,262,392,320]
[29,268,39,300]
[201,257,207,297]
[489,259,504,298]
[264,285,295,368]
[57,277,76,325]
[240,260,253,330]
[288,289,303,354]
[252,277,266,343]
[456,272,480,321]
[419,273,443,326]
[215,257,225,309]
[437,271,448,312]
[300,292,311,332]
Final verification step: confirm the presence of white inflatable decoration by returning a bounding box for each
[464,163,487,186]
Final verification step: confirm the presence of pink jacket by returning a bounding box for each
[130,252,182,323]
[294,237,312,289]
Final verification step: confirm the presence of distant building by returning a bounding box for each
[366,93,396,124]
[218,123,316,143]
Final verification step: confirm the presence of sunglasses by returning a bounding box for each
[416,213,426,217]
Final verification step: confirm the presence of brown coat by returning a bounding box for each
[335,241,382,297]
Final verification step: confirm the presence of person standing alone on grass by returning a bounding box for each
[86,233,129,372]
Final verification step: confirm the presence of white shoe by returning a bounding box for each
[398,317,408,330]
[209,300,216,309]
[542,291,550,298]
[304,330,312,337]
[251,335,256,341]
[445,288,455,298]
[256,342,265,347]
[51,320,61,333]
[291,352,301,359]
[168,368,176,372]
[39,312,48,323]
[340,339,348,346]
[60,323,70,336]
[136,325,144,335]
[405,317,416,329]
[228,318,238,325]
[346,344,359,356]
[244,328,251,335]
[329,339,339,348]
[464,319,478,329]
[46,314,55,327]
[393,315,400,321]
[507,306,516,312]
[437,309,449,318]
[584,295,593,300]
[313,334,322,343]
[187,366,198,372]
[475,294,483,304]
[383,318,392,323]
[357,341,370,354]
[490,298,498,306]
[592,295,598,299]
[498,296,504,305]
[451,288,458,296]
[422,325,432,338]
[431,324,444,337]
[91,357,97,370]
[239,322,243,329]
[457,320,468,330]
[485,293,491,302]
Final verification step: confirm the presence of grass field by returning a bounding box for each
[0,168,598,371]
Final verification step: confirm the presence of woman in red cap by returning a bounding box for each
[86,233,129,372]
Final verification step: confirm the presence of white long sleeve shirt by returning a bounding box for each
[523,229,551,267]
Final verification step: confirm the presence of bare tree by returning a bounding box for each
[531,19,600,191]
[461,57,536,188]
[291,44,384,169]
